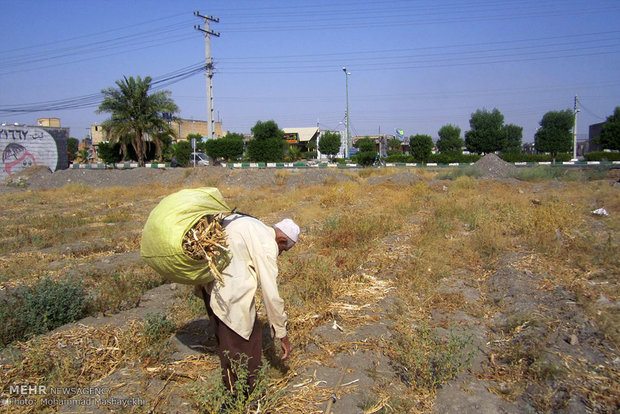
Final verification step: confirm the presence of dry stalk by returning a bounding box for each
[181,213,229,284]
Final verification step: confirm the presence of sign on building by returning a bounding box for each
[1,125,68,181]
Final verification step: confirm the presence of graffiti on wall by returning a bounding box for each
[0,126,58,180]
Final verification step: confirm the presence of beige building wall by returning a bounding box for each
[171,119,224,140]
[90,123,107,144]
[37,118,61,127]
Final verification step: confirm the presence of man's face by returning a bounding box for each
[275,230,295,255]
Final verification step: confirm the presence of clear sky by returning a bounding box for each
[1,0,619,143]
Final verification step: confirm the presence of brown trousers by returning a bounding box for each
[204,290,262,394]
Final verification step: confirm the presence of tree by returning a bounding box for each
[172,140,192,167]
[67,137,79,161]
[353,137,377,166]
[599,107,620,150]
[97,75,178,166]
[247,120,285,162]
[409,134,434,162]
[436,125,463,153]
[465,108,506,154]
[535,109,574,160]
[503,124,523,153]
[97,141,123,164]
[388,138,402,150]
[251,120,284,141]
[204,135,244,161]
[318,132,341,158]
[354,137,376,152]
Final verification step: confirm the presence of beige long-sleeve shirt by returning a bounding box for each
[207,214,288,340]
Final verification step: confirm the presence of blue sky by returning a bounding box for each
[1,0,619,143]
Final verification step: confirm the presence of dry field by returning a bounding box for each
[1,163,618,413]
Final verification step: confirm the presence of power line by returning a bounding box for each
[0,62,206,114]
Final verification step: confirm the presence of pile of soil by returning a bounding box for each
[473,153,516,179]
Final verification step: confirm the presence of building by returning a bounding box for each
[171,118,224,140]
[1,122,69,180]
[283,127,320,149]
[90,118,225,145]
[37,118,61,128]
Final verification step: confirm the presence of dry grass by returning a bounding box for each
[1,171,618,412]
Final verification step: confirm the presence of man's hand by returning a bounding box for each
[280,335,291,360]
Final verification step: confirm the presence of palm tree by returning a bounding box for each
[97,76,178,166]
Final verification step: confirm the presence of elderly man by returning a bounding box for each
[198,214,299,394]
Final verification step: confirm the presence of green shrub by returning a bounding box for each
[384,154,414,163]
[353,151,377,166]
[172,140,192,167]
[428,153,481,164]
[0,278,90,347]
[246,138,285,162]
[192,358,281,413]
[584,151,620,161]
[499,153,571,163]
[97,142,123,164]
[142,312,175,343]
[303,150,317,160]
[392,324,474,390]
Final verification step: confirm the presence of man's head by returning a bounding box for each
[273,219,300,255]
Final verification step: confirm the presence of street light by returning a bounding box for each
[342,67,351,159]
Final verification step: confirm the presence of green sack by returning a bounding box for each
[140,187,232,285]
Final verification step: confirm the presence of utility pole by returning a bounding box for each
[343,67,351,158]
[572,95,580,160]
[194,11,220,140]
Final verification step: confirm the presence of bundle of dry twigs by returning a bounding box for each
[181,213,229,284]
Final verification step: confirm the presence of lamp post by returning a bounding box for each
[343,67,351,159]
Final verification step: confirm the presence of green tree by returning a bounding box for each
[353,137,377,166]
[287,146,302,161]
[97,75,178,166]
[534,109,574,160]
[388,138,402,150]
[503,124,523,153]
[465,108,506,154]
[409,134,434,162]
[67,137,79,161]
[246,121,285,162]
[204,135,244,161]
[172,140,192,167]
[599,106,620,150]
[251,120,284,141]
[97,141,123,164]
[354,137,376,152]
[436,125,463,154]
[318,131,342,158]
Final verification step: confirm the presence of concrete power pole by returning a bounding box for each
[194,11,220,140]
[572,95,580,160]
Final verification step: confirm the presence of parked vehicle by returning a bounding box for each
[190,152,209,166]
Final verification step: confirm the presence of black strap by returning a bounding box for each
[200,286,214,317]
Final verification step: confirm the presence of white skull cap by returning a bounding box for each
[274,219,300,243]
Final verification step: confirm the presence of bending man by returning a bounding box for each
[198,214,299,394]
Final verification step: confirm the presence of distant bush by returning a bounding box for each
[428,153,481,164]
[304,151,318,160]
[353,151,377,166]
[0,278,90,347]
[383,153,481,164]
[172,140,192,167]
[584,151,620,161]
[97,142,123,164]
[499,153,571,163]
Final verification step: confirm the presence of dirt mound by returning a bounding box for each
[473,153,516,179]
